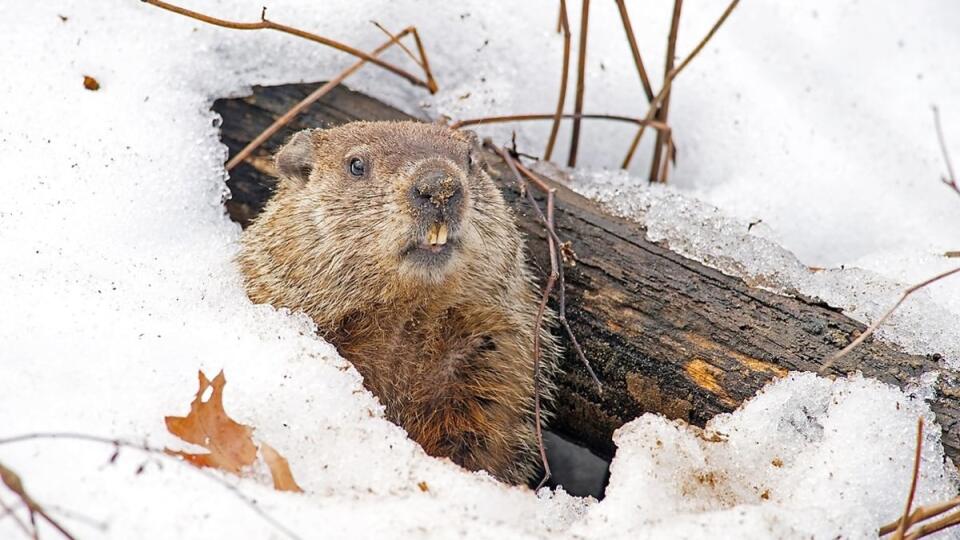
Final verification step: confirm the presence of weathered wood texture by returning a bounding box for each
[214,82,960,463]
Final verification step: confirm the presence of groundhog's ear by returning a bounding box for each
[459,129,488,172]
[459,129,481,150]
[275,129,319,186]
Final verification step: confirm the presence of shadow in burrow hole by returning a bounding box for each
[221,164,612,501]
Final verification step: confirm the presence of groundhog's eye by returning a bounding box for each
[348,157,366,177]
[467,152,476,170]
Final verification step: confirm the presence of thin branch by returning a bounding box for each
[544,0,571,161]
[648,0,683,183]
[0,433,303,540]
[514,161,602,391]
[892,418,924,540]
[487,143,556,489]
[567,0,590,167]
[0,496,33,539]
[819,265,960,373]
[370,21,423,70]
[496,148,602,391]
[659,126,675,184]
[905,510,960,540]
[614,0,655,103]
[878,418,960,539]
[407,26,437,94]
[484,141,605,488]
[535,187,558,491]
[555,0,563,34]
[141,0,436,93]
[0,461,76,540]
[904,497,960,530]
[622,0,740,169]
[43,503,108,533]
[451,112,669,131]
[28,510,37,540]
[227,26,429,170]
[932,106,959,196]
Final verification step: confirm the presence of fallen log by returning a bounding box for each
[213,82,960,467]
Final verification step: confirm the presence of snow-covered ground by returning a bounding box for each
[2,1,959,538]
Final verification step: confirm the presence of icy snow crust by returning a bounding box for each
[573,169,960,365]
[2,1,959,539]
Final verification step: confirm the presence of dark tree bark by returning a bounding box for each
[214,82,960,465]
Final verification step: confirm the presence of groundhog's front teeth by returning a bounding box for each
[427,222,448,246]
[436,223,448,245]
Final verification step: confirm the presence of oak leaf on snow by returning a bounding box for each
[165,370,302,492]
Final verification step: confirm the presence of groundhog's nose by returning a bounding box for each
[410,171,463,216]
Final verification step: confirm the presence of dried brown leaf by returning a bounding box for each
[165,370,257,474]
[261,443,303,493]
[165,370,304,493]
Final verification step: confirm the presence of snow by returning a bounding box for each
[578,373,956,538]
[1,1,959,539]
[572,170,960,364]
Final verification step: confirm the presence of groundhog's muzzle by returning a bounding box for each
[409,166,465,244]
[401,164,468,272]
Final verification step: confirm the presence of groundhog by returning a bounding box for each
[237,121,557,484]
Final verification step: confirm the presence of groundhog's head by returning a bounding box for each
[266,121,518,292]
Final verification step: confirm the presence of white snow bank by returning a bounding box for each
[576,373,957,539]
[1,1,959,539]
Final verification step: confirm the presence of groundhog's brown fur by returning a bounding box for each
[237,121,557,484]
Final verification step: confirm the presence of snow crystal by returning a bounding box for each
[2,0,959,539]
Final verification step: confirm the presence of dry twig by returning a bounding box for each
[451,112,668,132]
[487,143,557,489]
[622,0,740,169]
[819,265,960,373]
[0,496,34,539]
[813,111,960,372]
[485,141,602,489]
[932,106,959,197]
[879,418,960,539]
[648,0,683,183]
[567,0,590,167]
[659,126,676,183]
[614,0,655,103]
[0,461,76,540]
[0,433,303,540]
[226,25,435,170]
[893,418,924,539]
[544,0,571,161]
[141,0,436,93]
[514,161,602,389]
[370,22,422,71]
